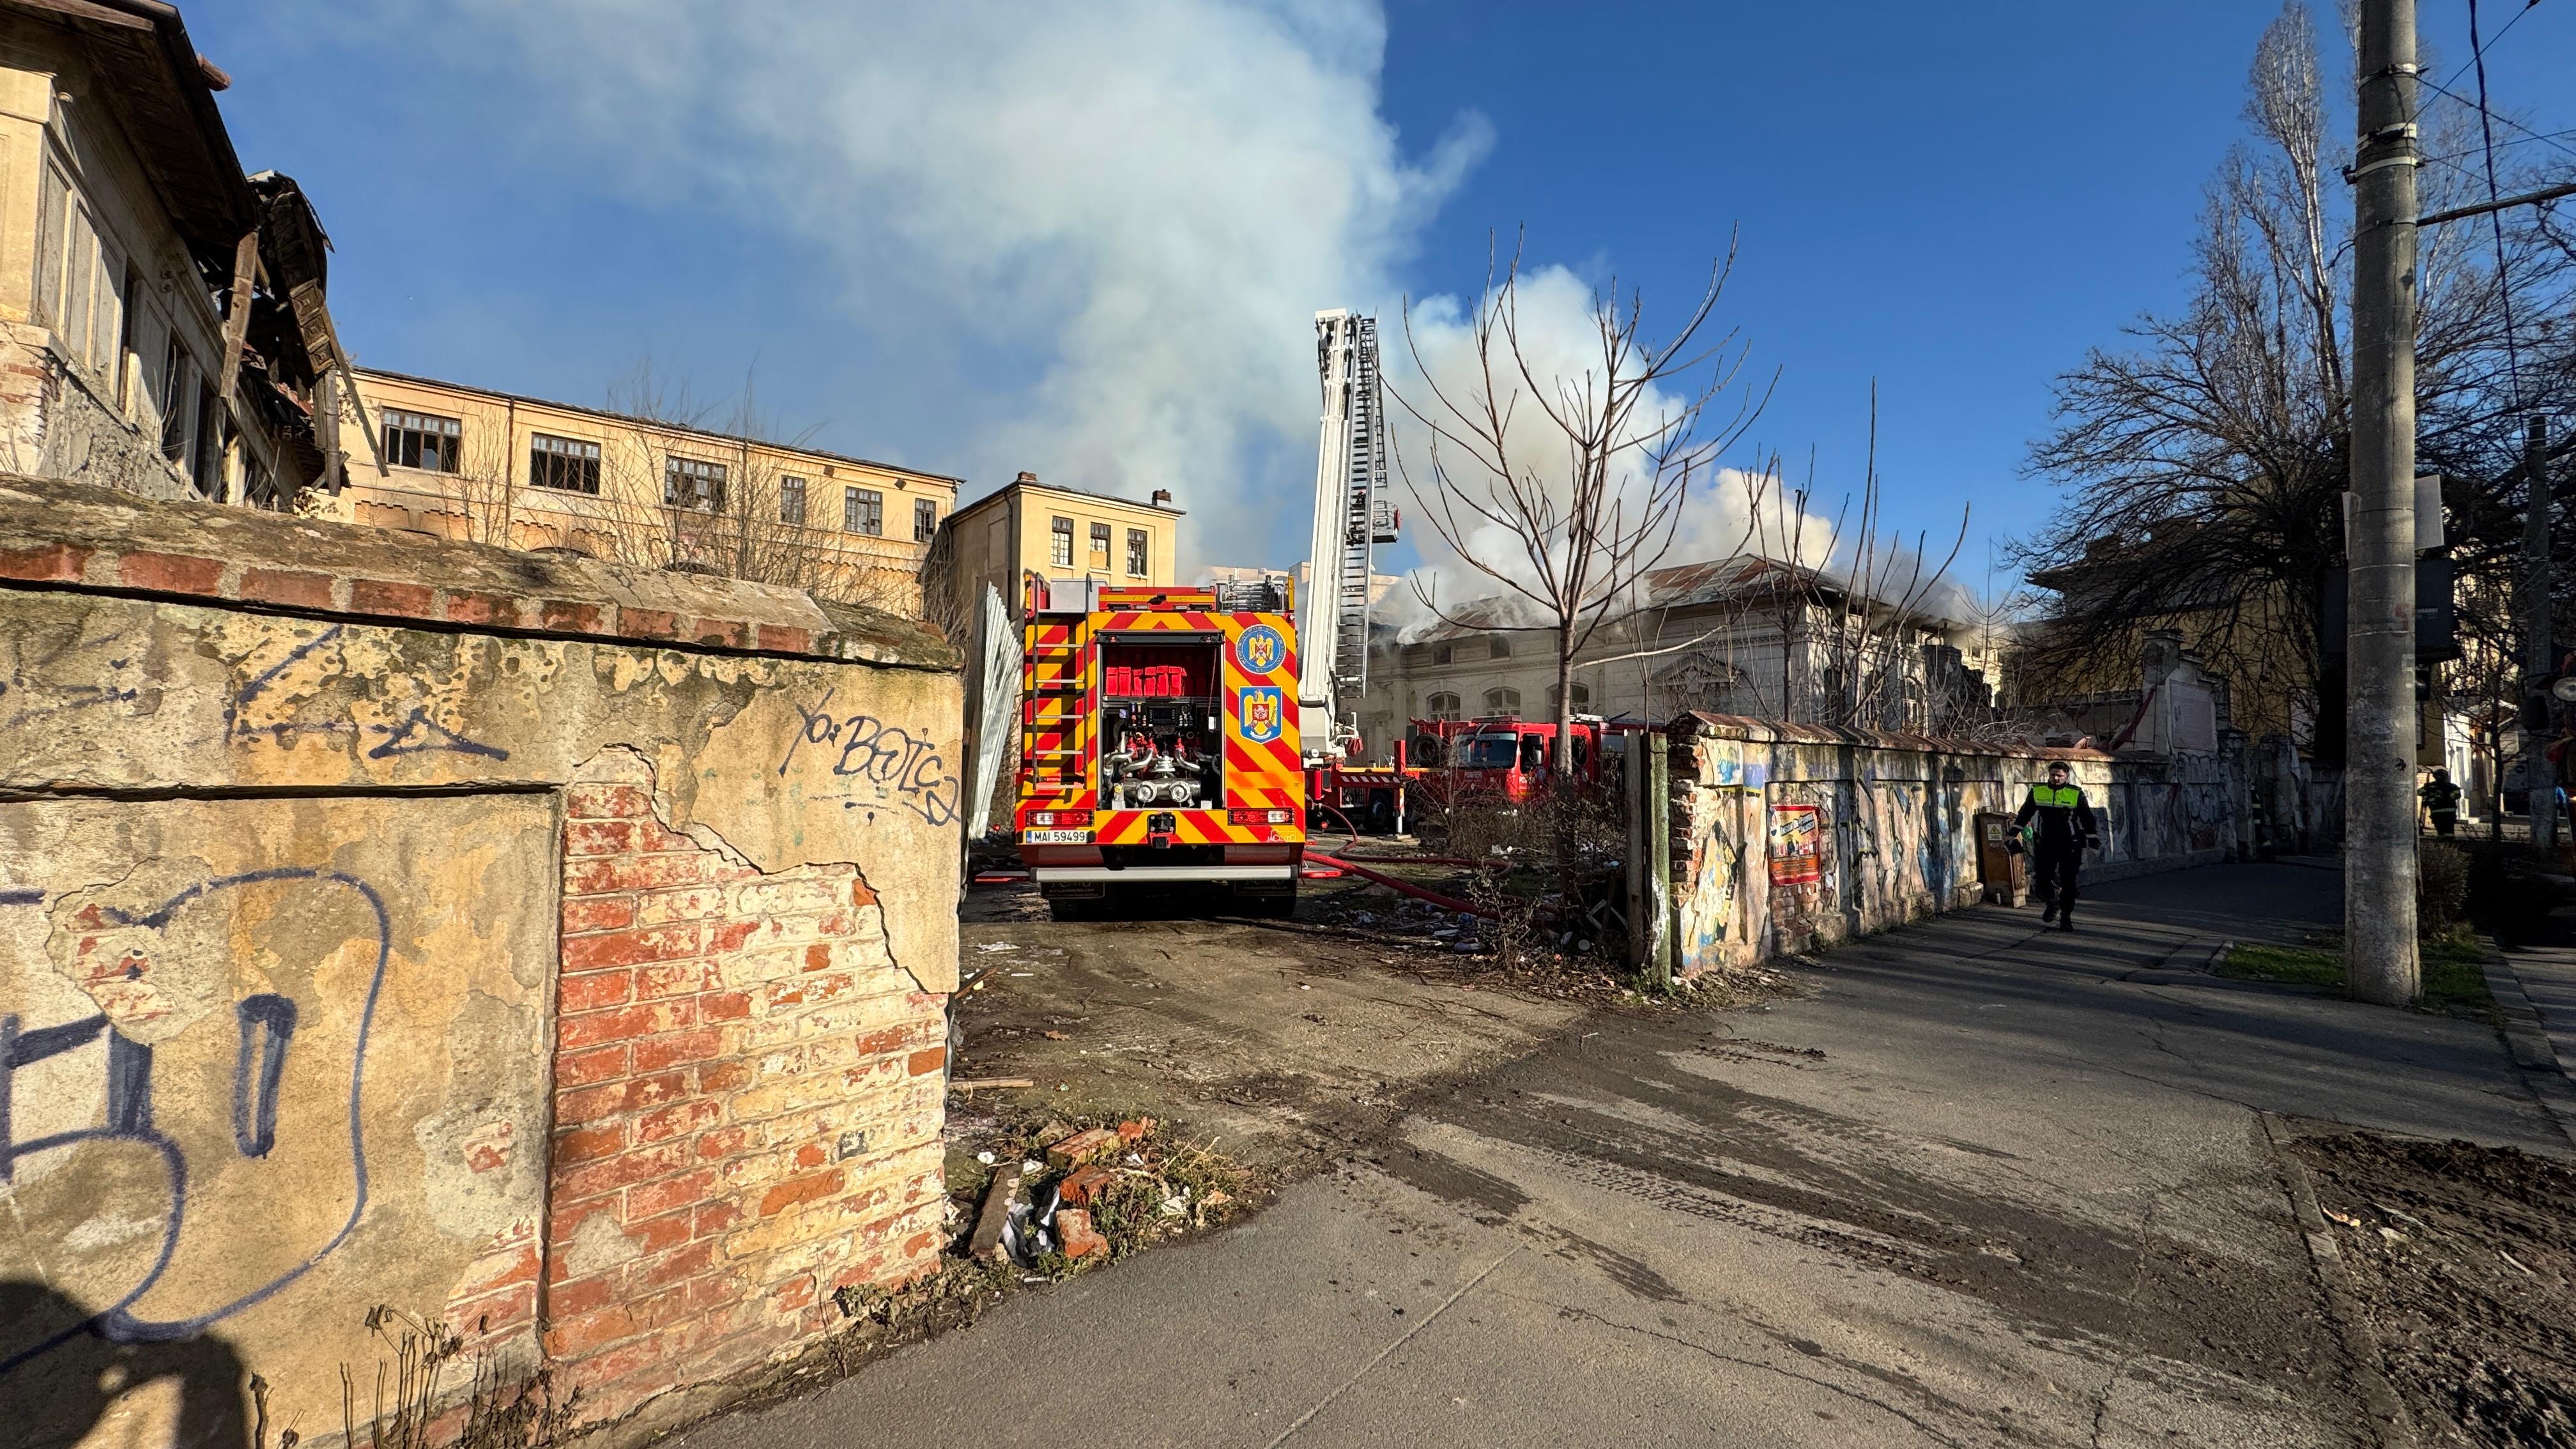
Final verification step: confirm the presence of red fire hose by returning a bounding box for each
[1303,850,1490,917]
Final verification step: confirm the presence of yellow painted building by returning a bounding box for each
[323,369,960,617]
[933,471,1184,627]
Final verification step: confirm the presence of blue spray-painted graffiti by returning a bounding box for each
[780,688,959,827]
[226,625,509,760]
[0,868,387,1368]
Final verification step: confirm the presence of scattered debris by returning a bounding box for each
[1047,1127,1121,1169]
[1054,1208,1108,1260]
[952,1077,1036,1093]
[1116,1118,1155,1144]
[966,1161,1023,1262]
[1057,1163,1115,1206]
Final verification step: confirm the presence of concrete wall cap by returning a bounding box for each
[0,476,960,671]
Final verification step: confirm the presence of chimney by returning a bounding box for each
[1151,489,1173,509]
[1015,471,1039,486]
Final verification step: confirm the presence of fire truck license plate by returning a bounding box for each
[1021,829,1091,844]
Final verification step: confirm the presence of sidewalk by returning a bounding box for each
[668,862,2562,1449]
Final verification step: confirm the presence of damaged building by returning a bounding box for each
[0,0,367,507]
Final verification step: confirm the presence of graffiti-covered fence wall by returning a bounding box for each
[0,479,962,1443]
[1667,712,2244,972]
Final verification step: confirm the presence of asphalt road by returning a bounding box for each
[674,862,2568,1448]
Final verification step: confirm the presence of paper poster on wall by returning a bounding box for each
[1768,802,1824,885]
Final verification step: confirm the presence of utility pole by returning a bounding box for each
[2347,0,2421,1006]
[2526,415,2558,850]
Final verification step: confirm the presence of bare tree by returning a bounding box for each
[2016,3,2573,744]
[1394,238,1774,779]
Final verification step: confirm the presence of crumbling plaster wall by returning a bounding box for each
[0,479,961,1444]
[1669,715,2240,972]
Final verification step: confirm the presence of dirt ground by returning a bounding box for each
[2294,1132,2576,1447]
[946,873,1596,1186]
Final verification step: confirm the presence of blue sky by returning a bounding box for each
[189,2,2574,593]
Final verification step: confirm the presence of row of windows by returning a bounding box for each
[379,407,939,539]
[1420,636,1516,666]
[1048,515,1152,577]
[1421,684,1588,719]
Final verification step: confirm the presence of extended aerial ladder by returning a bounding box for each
[1296,310,1399,763]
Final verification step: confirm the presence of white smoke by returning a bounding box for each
[284,0,1492,568]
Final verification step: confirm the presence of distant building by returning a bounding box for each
[927,471,1184,630]
[317,369,960,617]
[1360,556,1991,752]
[0,1,340,507]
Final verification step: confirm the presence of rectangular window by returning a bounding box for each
[780,475,808,525]
[63,206,95,364]
[192,381,222,498]
[844,486,883,535]
[116,268,140,411]
[158,339,190,461]
[528,433,602,493]
[33,165,64,328]
[664,456,728,510]
[1088,521,1110,569]
[383,408,463,472]
[1050,516,1074,568]
[1489,636,1512,658]
[1125,527,1149,578]
[914,496,938,542]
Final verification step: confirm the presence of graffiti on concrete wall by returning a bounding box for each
[225,624,510,761]
[781,687,960,827]
[1,867,388,1373]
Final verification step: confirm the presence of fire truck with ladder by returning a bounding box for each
[1014,310,1399,919]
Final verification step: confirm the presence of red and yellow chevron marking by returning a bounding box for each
[1016,605,1305,846]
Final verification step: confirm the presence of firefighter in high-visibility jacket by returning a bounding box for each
[2014,761,2101,931]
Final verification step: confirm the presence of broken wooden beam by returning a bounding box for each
[965,1160,1022,1262]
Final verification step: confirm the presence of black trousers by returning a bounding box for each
[2034,842,2083,914]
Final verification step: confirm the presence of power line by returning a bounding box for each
[2434,0,2546,95]
[2465,0,2529,408]
[2415,73,2576,166]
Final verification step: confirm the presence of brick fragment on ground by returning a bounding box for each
[1046,1127,1120,1169]
[1055,1208,1107,1259]
[1057,1163,1115,1206]
[1116,1117,1155,1144]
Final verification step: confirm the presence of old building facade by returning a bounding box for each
[316,369,962,618]
[928,471,1184,631]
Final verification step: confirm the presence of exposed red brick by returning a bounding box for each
[629,963,710,1002]
[621,608,681,638]
[907,1047,947,1077]
[555,1140,696,1203]
[348,577,436,615]
[770,1276,817,1312]
[625,1208,695,1257]
[1054,1208,1107,1260]
[548,1193,620,1245]
[702,992,753,1023]
[628,1168,719,1223]
[555,1123,627,1165]
[556,1000,696,1050]
[793,1142,827,1169]
[568,784,654,819]
[565,820,638,856]
[710,920,760,954]
[634,1098,723,1145]
[1046,1128,1119,1169]
[240,567,336,610]
[688,618,745,648]
[632,1027,726,1072]
[566,854,712,895]
[558,1043,631,1088]
[850,877,878,908]
[559,970,634,1014]
[563,924,705,972]
[692,1200,745,1239]
[0,542,88,581]
[758,1170,845,1218]
[118,551,224,594]
[804,944,833,973]
[549,1273,617,1320]
[539,599,604,632]
[695,1126,751,1161]
[563,896,638,934]
[1056,1163,1115,1207]
[455,1244,542,1298]
[756,624,813,653]
[443,590,519,625]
